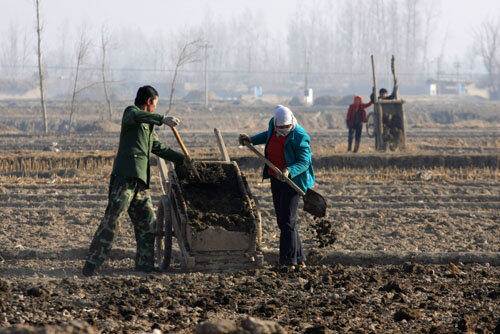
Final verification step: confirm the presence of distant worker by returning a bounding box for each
[82,85,187,277]
[346,95,373,153]
[370,85,398,102]
[239,105,314,271]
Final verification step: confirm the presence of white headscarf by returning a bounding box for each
[274,105,297,136]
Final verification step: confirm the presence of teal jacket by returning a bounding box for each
[112,105,185,187]
[250,118,315,193]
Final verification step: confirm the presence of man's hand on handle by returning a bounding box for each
[163,116,180,127]
[183,156,194,168]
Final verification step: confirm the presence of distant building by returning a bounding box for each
[304,88,313,106]
[426,78,489,99]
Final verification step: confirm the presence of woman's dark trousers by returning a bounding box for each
[270,177,305,266]
[348,123,363,152]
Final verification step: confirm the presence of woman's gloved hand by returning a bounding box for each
[238,134,251,146]
[278,168,290,182]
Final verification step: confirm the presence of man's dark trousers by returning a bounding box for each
[270,177,305,266]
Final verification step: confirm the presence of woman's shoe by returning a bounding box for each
[278,264,295,272]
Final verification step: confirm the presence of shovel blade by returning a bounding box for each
[303,189,327,218]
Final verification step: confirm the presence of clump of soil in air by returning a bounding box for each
[174,162,255,233]
[309,217,337,248]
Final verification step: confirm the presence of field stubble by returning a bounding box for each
[0,162,498,333]
[0,98,499,332]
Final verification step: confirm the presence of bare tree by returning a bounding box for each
[101,26,113,120]
[167,37,204,114]
[404,0,420,72]
[35,0,48,135]
[474,19,500,99]
[68,29,92,133]
[1,24,19,78]
[421,1,441,74]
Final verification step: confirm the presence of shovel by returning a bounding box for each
[245,142,326,218]
[169,126,202,182]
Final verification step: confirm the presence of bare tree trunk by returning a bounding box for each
[421,1,440,75]
[68,31,90,134]
[167,61,180,114]
[204,42,209,108]
[101,27,112,121]
[68,60,80,134]
[35,0,48,135]
[167,38,203,114]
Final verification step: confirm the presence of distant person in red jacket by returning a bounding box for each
[346,95,373,152]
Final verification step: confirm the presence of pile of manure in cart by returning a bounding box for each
[174,162,256,233]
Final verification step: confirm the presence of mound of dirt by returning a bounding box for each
[0,123,20,135]
[289,96,304,106]
[183,90,216,102]
[336,95,356,106]
[76,121,121,133]
[314,95,338,106]
[0,78,36,95]
[174,162,256,233]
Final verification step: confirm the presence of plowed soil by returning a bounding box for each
[0,264,499,333]
[0,99,499,333]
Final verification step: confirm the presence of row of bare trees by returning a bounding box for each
[4,1,203,134]
[1,1,118,134]
[1,1,500,134]
[474,19,500,99]
[285,0,443,87]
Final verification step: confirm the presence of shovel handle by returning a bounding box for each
[170,125,202,180]
[245,143,305,196]
[170,126,192,161]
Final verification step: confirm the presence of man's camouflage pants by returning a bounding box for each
[86,175,156,269]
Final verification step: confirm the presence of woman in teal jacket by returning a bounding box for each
[239,105,315,269]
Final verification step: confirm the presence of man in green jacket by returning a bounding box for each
[82,85,185,276]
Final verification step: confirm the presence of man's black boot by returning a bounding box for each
[82,261,97,277]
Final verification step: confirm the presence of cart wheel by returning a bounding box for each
[163,200,173,270]
[155,197,174,271]
[366,112,375,138]
[155,200,165,268]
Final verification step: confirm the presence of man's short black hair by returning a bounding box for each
[134,85,159,106]
[379,88,388,95]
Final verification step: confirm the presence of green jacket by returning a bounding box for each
[111,105,185,187]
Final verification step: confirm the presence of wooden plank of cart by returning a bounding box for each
[367,55,406,151]
[154,129,264,271]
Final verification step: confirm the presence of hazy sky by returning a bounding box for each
[1,0,500,64]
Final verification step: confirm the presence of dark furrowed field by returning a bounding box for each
[0,98,499,333]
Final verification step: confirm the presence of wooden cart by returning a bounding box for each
[154,131,263,271]
[366,99,406,151]
[367,55,406,151]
